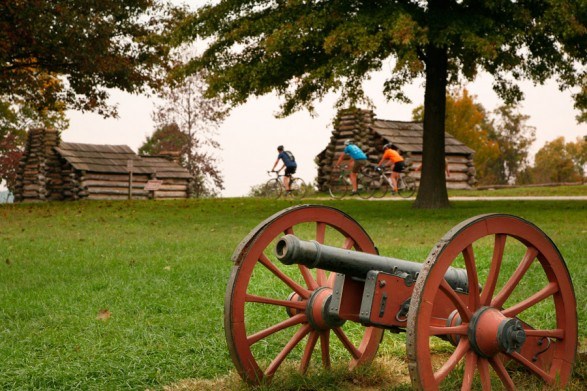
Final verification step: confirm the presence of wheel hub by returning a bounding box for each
[468,306,527,358]
[304,287,345,330]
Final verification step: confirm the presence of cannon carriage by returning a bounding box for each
[224,205,577,390]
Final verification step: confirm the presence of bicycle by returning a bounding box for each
[264,171,306,199]
[366,166,417,198]
[327,164,373,199]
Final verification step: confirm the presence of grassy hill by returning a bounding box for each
[1,198,585,389]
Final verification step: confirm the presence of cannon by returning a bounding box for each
[225,205,577,390]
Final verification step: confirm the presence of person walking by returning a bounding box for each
[377,144,405,193]
[335,139,367,195]
[271,145,297,193]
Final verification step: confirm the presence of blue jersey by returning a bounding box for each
[278,151,297,167]
[344,144,367,160]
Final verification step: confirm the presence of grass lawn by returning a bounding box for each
[0,198,585,390]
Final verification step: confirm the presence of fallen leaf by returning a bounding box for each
[96,309,111,321]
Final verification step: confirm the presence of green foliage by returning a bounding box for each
[527,137,586,184]
[488,105,536,185]
[178,1,586,117]
[138,122,190,161]
[0,1,184,116]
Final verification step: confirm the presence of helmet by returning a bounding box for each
[343,139,351,146]
[383,143,391,150]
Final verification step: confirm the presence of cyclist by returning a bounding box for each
[271,145,297,193]
[335,139,368,195]
[377,143,405,193]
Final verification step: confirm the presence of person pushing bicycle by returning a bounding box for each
[271,145,297,193]
[335,139,368,195]
[377,143,405,193]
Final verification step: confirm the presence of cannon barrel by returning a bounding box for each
[276,234,470,292]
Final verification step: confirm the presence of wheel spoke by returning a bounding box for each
[333,327,361,359]
[461,351,477,391]
[440,279,473,322]
[491,246,538,308]
[315,223,328,285]
[300,330,319,373]
[478,358,491,391]
[510,351,554,384]
[342,235,355,250]
[462,244,480,310]
[480,234,507,306]
[320,331,331,368]
[489,355,516,391]
[525,328,565,339]
[434,338,470,383]
[501,282,559,318]
[245,293,306,310]
[299,264,319,290]
[265,324,312,377]
[247,313,307,345]
[259,253,311,299]
[429,324,468,336]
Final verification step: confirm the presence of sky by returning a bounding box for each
[63,69,587,197]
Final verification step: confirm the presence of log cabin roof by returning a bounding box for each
[371,120,475,154]
[55,142,191,178]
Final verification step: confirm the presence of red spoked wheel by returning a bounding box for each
[407,214,577,390]
[225,205,384,384]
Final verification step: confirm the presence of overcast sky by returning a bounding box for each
[63,68,586,197]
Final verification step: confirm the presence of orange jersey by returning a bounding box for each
[383,149,404,163]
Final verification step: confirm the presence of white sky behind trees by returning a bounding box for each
[63,69,586,197]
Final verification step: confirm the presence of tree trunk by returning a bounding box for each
[413,42,451,209]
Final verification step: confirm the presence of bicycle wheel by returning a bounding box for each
[264,179,282,199]
[327,173,348,199]
[398,175,416,198]
[370,174,390,198]
[288,177,307,199]
[357,169,376,199]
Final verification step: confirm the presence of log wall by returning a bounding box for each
[14,128,63,202]
[15,129,192,202]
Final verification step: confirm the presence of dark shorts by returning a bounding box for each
[285,166,297,176]
[392,161,405,173]
[352,159,367,173]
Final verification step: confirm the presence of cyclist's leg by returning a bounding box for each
[284,166,296,191]
[350,159,366,193]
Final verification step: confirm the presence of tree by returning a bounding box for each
[176,0,587,208]
[0,1,183,117]
[489,105,536,185]
[530,137,582,183]
[565,136,587,179]
[141,71,227,197]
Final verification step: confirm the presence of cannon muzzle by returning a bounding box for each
[276,234,469,292]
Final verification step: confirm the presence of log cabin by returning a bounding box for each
[14,128,192,202]
[316,108,476,191]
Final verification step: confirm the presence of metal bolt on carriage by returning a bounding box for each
[224,205,577,390]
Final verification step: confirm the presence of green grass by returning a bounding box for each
[0,198,586,390]
[447,183,587,197]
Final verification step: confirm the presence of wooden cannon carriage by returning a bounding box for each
[224,205,577,390]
